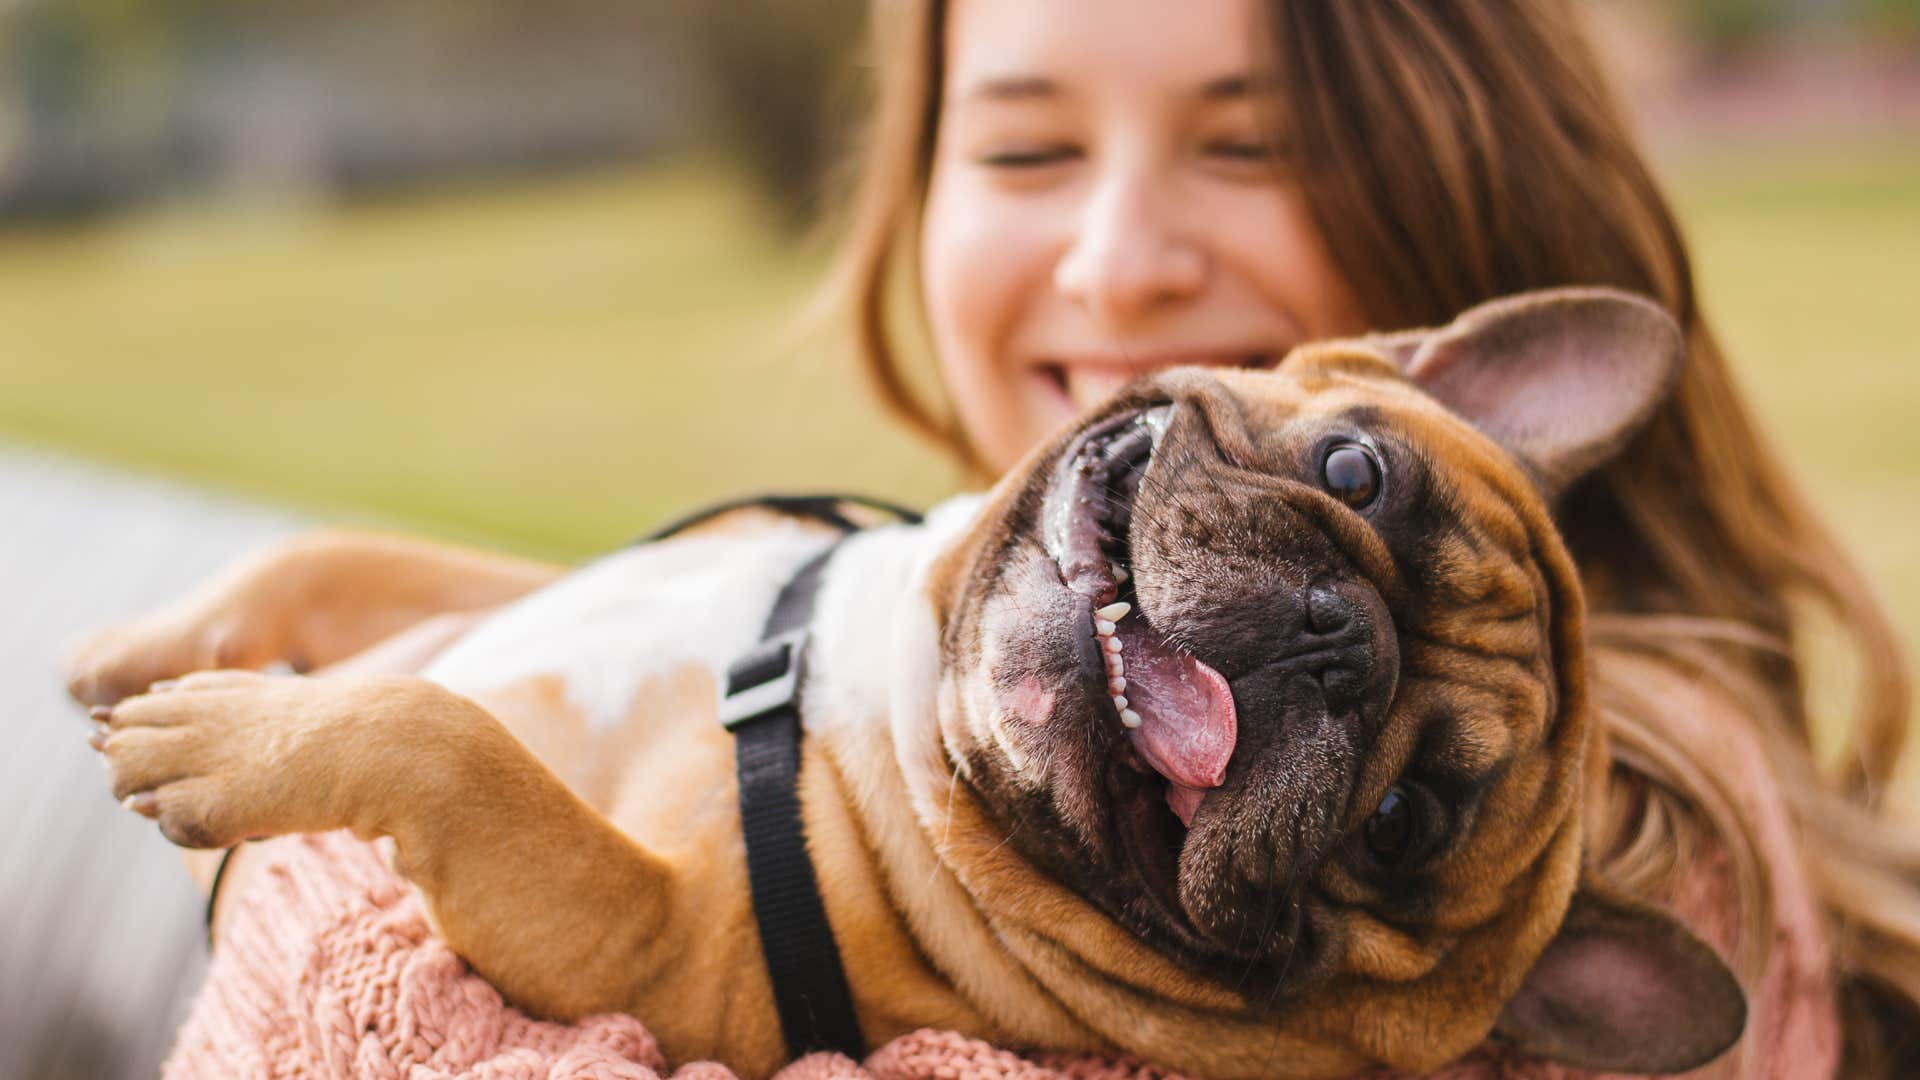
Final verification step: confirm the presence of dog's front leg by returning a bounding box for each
[90,670,676,1020]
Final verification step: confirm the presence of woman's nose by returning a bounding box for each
[1053,173,1206,330]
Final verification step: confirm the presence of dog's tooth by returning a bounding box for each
[1103,635,1122,654]
[1109,563,1128,582]
[1112,694,1128,711]
[1109,677,1126,694]
[1109,655,1125,676]
[1095,601,1131,622]
[1095,619,1116,636]
[1120,708,1143,729]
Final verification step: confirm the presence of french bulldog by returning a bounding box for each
[71,287,1745,1077]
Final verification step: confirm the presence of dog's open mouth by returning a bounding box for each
[1043,405,1240,928]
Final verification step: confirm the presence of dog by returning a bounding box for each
[69,287,1745,1078]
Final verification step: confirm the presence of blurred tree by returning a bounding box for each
[1676,0,1920,51]
[18,0,1908,230]
[2,0,864,228]
[1683,0,1788,54]
[1865,0,1920,34]
[683,0,865,231]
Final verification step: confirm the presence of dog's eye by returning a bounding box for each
[1322,443,1381,510]
[1365,786,1415,864]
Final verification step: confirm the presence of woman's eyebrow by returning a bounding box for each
[959,75,1061,104]
[955,71,1269,107]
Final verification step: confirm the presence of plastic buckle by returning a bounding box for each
[720,629,811,731]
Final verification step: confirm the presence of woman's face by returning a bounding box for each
[921,0,1369,474]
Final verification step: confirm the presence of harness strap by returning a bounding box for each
[710,494,918,1060]
[636,492,923,546]
[720,543,861,1059]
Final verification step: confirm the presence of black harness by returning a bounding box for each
[208,494,918,1063]
[646,494,921,1060]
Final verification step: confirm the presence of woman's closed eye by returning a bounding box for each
[977,140,1288,169]
[1199,135,1293,178]
[977,144,1082,169]
[1203,139,1277,160]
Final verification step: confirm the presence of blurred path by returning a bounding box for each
[0,443,300,1079]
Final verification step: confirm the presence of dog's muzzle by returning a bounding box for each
[1038,393,1403,963]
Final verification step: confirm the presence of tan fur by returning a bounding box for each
[75,361,1675,1076]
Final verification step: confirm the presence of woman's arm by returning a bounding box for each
[65,527,564,707]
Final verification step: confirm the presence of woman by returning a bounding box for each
[829,1,1919,1073]
[101,0,1918,1075]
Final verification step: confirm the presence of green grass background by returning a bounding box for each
[1,150,1914,720]
[0,161,956,556]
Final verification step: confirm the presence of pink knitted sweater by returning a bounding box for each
[163,671,1840,1079]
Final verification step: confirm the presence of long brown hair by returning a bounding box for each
[827,0,1918,1070]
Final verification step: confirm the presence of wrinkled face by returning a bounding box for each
[930,352,1589,1011]
[921,0,1369,474]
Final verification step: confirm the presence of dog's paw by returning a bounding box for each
[89,670,330,849]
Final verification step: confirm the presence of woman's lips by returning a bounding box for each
[1038,351,1283,413]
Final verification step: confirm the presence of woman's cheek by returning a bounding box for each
[1203,179,1367,341]
[923,173,1072,463]
[927,176,1056,361]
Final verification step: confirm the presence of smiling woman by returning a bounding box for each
[830,0,1920,1073]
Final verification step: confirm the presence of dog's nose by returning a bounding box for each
[1306,583,1355,634]
[1300,582,1398,716]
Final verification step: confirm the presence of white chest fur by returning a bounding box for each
[423,522,834,731]
[419,496,982,737]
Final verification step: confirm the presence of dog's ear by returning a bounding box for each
[1494,884,1747,1072]
[1380,287,1685,497]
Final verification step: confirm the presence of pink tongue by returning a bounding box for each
[1116,620,1238,826]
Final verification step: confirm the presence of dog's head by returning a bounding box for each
[924,288,1745,1074]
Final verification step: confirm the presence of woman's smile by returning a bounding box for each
[1030,348,1288,417]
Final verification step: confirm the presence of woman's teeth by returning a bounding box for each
[1093,601,1139,727]
[1058,354,1279,412]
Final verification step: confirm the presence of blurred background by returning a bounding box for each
[0,0,1916,559]
[0,0,1915,1076]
